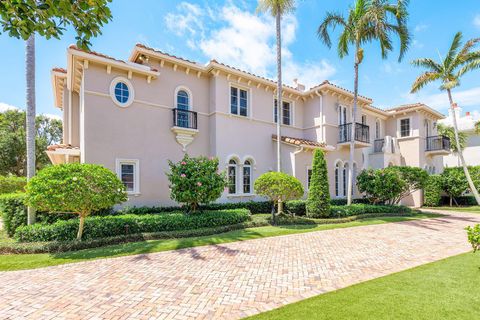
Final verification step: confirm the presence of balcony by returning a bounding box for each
[425,135,451,155]
[338,123,370,148]
[171,108,198,151]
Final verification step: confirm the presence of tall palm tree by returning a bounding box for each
[411,32,480,205]
[318,0,410,205]
[26,34,36,224]
[257,0,295,216]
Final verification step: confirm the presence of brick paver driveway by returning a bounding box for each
[1,211,479,320]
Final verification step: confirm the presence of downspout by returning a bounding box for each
[291,146,304,177]
[319,92,324,142]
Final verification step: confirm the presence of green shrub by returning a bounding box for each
[306,150,330,218]
[466,224,480,253]
[440,196,477,206]
[25,163,127,240]
[424,175,443,207]
[14,209,251,242]
[285,200,306,215]
[329,198,370,205]
[167,154,226,212]
[442,167,470,206]
[0,175,26,194]
[357,168,405,204]
[254,172,304,215]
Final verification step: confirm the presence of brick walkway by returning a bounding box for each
[1,211,479,320]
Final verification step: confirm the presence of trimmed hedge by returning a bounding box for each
[423,175,443,207]
[14,209,251,242]
[0,175,26,194]
[285,200,412,217]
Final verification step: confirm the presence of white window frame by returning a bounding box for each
[242,160,253,194]
[375,119,381,139]
[227,159,238,194]
[361,114,367,125]
[174,85,193,110]
[338,105,348,125]
[110,77,134,108]
[273,98,295,126]
[115,159,140,195]
[397,117,413,138]
[229,84,250,117]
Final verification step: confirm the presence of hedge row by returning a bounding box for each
[14,209,251,242]
[0,175,26,194]
[440,195,478,206]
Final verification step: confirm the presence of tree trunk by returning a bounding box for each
[450,196,453,207]
[26,35,36,225]
[447,89,480,205]
[77,212,87,240]
[347,49,360,206]
[275,10,282,174]
[278,199,283,215]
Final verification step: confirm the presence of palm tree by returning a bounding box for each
[25,34,36,224]
[437,123,467,154]
[475,121,480,134]
[411,32,480,205]
[318,0,410,205]
[257,0,295,216]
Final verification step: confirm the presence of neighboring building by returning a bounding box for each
[49,45,450,207]
[439,107,480,167]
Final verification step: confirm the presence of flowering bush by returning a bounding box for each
[25,164,127,240]
[167,154,226,212]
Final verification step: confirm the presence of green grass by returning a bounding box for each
[427,206,480,213]
[246,252,480,320]
[0,213,439,272]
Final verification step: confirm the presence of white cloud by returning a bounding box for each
[0,102,19,112]
[474,15,480,28]
[414,24,428,33]
[164,3,336,89]
[404,86,480,111]
[165,2,205,36]
[381,62,403,75]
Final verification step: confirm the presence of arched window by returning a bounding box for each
[343,163,348,197]
[243,160,252,194]
[176,90,190,128]
[228,159,237,194]
[335,162,341,197]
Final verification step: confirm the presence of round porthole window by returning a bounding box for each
[110,77,134,107]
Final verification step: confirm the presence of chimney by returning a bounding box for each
[293,78,305,92]
[466,111,471,117]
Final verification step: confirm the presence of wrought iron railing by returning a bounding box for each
[339,123,370,144]
[173,108,198,129]
[426,135,450,152]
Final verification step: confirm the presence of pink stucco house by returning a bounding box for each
[49,44,450,207]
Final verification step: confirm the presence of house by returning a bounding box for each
[48,44,450,207]
[439,107,480,167]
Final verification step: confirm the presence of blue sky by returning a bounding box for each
[1,0,480,119]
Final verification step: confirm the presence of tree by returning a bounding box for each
[0,110,62,176]
[411,32,480,205]
[25,163,127,240]
[442,167,470,206]
[257,0,295,174]
[254,171,303,222]
[0,0,113,224]
[357,168,405,204]
[317,0,410,206]
[437,123,467,153]
[306,150,330,218]
[386,166,429,204]
[166,154,226,213]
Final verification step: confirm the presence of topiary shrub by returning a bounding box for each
[423,175,443,207]
[25,164,127,240]
[254,172,304,221]
[167,154,226,212]
[0,175,26,194]
[306,149,330,218]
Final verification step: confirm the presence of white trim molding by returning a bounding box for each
[115,158,140,195]
[110,76,135,108]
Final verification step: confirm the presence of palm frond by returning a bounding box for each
[444,32,463,68]
[256,0,295,16]
[440,79,460,90]
[410,72,441,93]
[457,59,480,78]
[411,58,443,73]
[317,12,348,48]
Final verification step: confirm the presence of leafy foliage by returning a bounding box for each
[0,175,26,194]
[256,0,295,16]
[423,175,443,207]
[437,123,466,153]
[0,0,112,49]
[388,166,429,204]
[14,209,251,242]
[0,110,62,176]
[25,164,127,239]
[465,225,480,253]
[254,172,304,209]
[357,168,405,204]
[167,154,226,212]
[306,150,330,218]
[442,167,469,205]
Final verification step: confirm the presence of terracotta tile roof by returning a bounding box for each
[310,80,373,102]
[272,135,326,148]
[69,45,158,72]
[135,43,199,66]
[52,67,67,74]
[386,103,445,119]
[47,144,79,151]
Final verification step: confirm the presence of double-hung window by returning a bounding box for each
[274,100,292,125]
[243,160,252,194]
[230,87,248,117]
[400,118,411,137]
[116,159,139,194]
[228,159,237,194]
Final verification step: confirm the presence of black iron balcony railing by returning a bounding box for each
[426,135,450,152]
[339,123,370,144]
[173,108,198,130]
[373,139,384,153]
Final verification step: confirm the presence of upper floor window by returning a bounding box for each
[230,87,248,117]
[110,77,134,108]
[338,106,347,125]
[274,100,292,125]
[177,90,190,110]
[361,114,367,125]
[375,119,381,139]
[400,118,411,137]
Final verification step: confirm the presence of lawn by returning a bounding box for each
[0,213,439,271]
[246,252,480,320]
[427,206,480,213]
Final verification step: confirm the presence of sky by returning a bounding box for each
[0,0,480,120]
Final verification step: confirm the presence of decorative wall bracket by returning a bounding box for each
[171,126,198,152]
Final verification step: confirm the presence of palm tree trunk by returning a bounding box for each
[26,34,36,224]
[275,9,283,218]
[447,89,480,205]
[347,51,360,206]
